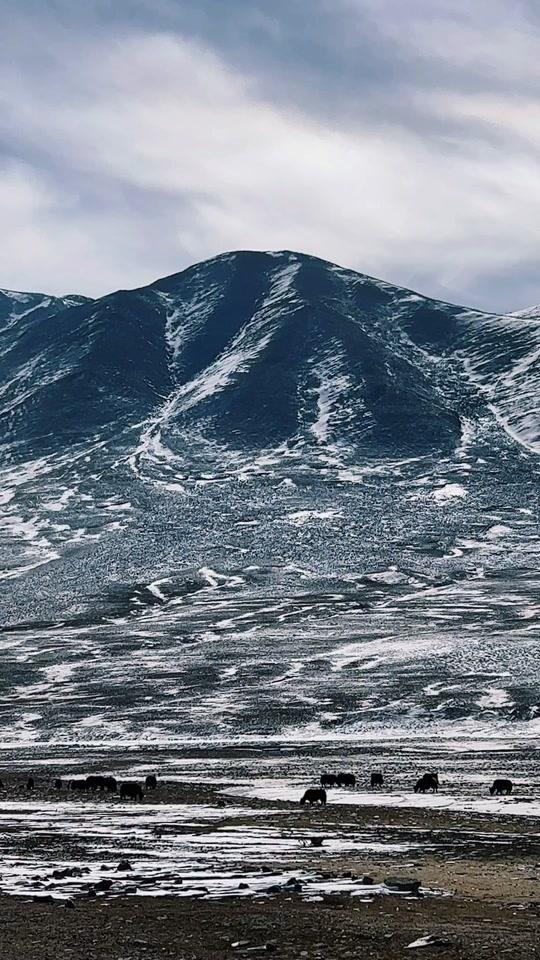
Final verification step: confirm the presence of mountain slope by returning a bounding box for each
[2,251,538,462]
[0,252,538,752]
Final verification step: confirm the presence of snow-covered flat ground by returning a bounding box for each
[225,783,540,819]
[0,796,431,901]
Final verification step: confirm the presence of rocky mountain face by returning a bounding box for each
[2,251,538,458]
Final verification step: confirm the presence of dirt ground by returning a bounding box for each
[2,880,539,960]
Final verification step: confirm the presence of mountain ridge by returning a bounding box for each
[7,246,540,319]
[2,249,538,460]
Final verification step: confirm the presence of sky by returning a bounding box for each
[1,0,540,311]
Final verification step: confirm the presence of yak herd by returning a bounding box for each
[300,771,514,805]
[0,770,516,807]
[13,773,158,801]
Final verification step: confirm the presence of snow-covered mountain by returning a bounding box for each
[2,251,539,458]
[0,251,538,754]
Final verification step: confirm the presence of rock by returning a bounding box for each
[94,879,113,892]
[238,882,250,889]
[360,875,375,885]
[116,860,133,872]
[384,877,421,893]
[236,947,276,955]
[52,866,87,880]
[65,899,76,909]
[265,885,282,894]
[309,837,324,847]
[406,934,449,949]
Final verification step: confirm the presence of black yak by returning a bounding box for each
[300,788,327,805]
[69,779,88,791]
[86,775,107,791]
[414,773,439,794]
[490,778,512,796]
[120,781,144,801]
[320,774,338,788]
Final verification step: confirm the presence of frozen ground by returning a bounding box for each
[0,796,430,901]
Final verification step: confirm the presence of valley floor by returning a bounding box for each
[0,776,538,959]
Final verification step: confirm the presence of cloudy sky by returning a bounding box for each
[1,0,539,310]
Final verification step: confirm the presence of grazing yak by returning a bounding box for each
[320,774,338,788]
[414,772,439,794]
[86,775,106,791]
[336,772,356,788]
[145,774,158,789]
[26,777,35,790]
[54,778,62,790]
[120,781,144,801]
[490,778,512,796]
[70,779,88,791]
[300,787,327,806]
[84,775,117,792]
[320,773,337,787]
[370,772,384,789]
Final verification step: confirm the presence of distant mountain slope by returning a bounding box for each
[0,253,539,749]
[1,251,538,460]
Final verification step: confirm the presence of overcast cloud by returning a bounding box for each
[1,0,539,310]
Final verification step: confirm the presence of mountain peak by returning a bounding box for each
[1,251,539,459]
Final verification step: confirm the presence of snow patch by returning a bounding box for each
[432,483,467,502]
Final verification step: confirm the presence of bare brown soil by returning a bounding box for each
[1,879,539,960]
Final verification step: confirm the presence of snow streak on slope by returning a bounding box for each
[458,309,540,453]
[171,262,301,412]
[309,345,358,445]
[130,260,301,480]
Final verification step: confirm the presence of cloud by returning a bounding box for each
[0,1,540,310]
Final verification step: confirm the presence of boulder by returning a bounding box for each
[384,876,421,893]
[94,879,113,892]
